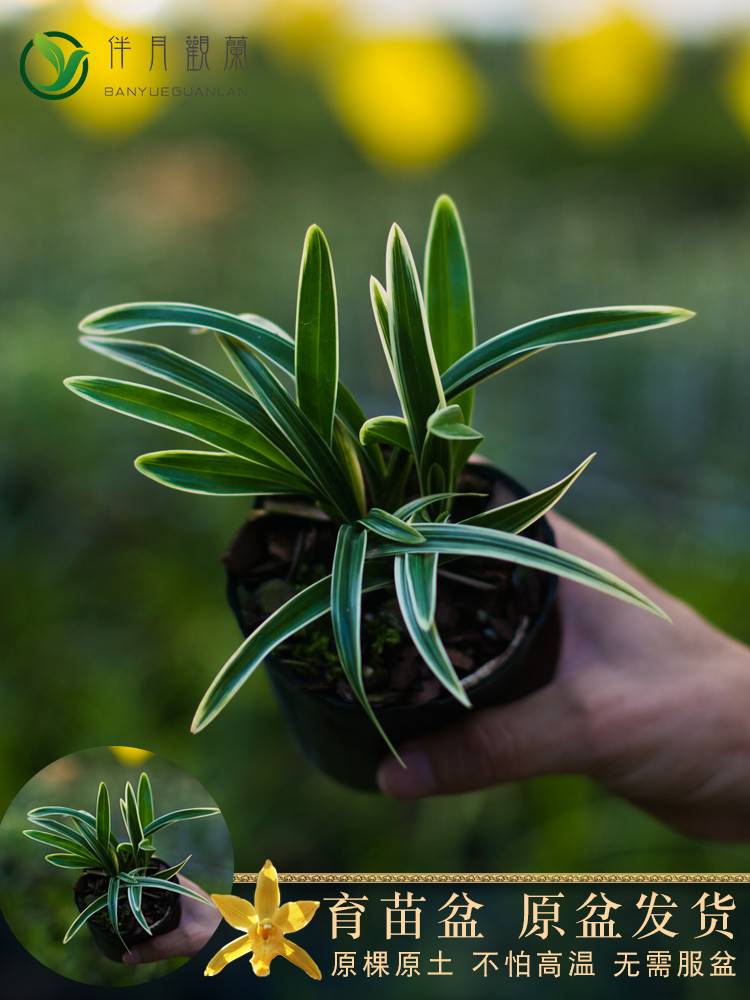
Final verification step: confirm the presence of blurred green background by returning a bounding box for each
[1,0,749,890]
[0,746,232,986]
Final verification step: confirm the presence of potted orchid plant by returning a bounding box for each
[65,196,692,788]
[24,772,219,960]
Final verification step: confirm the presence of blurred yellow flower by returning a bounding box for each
[325,35,483,171]
[206,860,321,979]
[110,746,152,766]
[258,0,346,66]
[530,9,670,142]
[724,38,750,136]
[51,4,170,136]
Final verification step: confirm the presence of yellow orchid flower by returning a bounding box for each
[205,860,321,979]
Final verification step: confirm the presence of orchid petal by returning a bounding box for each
[281,938,323,980]
[275,900,319,933]
[204,933,254,976]
[254,859,280,919]
[210,893,257,932]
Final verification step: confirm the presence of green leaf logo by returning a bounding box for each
[20,30,89,100]
[33,33,89,92]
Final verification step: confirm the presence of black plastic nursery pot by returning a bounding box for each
[73,858,181,963]
[225,463,561,791]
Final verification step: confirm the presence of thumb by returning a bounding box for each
[377,683,591,798]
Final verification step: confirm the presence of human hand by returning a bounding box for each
[122,875,221,965]
[378,514,750,841]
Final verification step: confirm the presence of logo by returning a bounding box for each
[20,31,89,100]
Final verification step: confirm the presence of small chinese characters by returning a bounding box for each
[322,888,738,981]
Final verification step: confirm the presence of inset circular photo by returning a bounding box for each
[0,746,233,987]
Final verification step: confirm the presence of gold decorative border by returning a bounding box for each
[235,873,750,884]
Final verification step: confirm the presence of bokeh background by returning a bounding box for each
[2,0,750,897]
[0,745,233,986]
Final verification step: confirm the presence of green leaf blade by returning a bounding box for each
[134,450,306,497]
[359,415,412,453]
[333,419,367,518]
[331,527,402,761]
[191,562,394,733]
[78,336,290,455]
[23,829,96,858]
[64,376,300,475]
[137,773,154,829]
[359,509,425,544]
[424,194,476,421]
[426,404,483,442]
[330,526,367,696]
[387,225,446,462]
[403,552,439,629]
[145,855,191,881]
[420,405,479,505]
[464,454,595,533]
[376,523,669,620]
[127,884,152,936]
[223,311,381,488]
[107,877,122,942]
[124,783,144,856]
[137,837,156,858]
[95,783,110,854]
[129,876,211,906]
[395,491,486,521]
[394,556,469,707]
[43,853,95,870]
[369,276,398,385]
[27,806,96,829]
[142,808,220,838]
[219,336,361,519]
[63,893,108,944]
[80,303,372,464]
[295,225,339,446]
[79,305,379,502]
[26,817,101,862]
[72,818,112,871]
[79,302,295,373]
[191,576,338,733]
[442,306,695,400]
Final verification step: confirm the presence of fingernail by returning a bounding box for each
[377,749,435,798]
[123,949,140,965]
